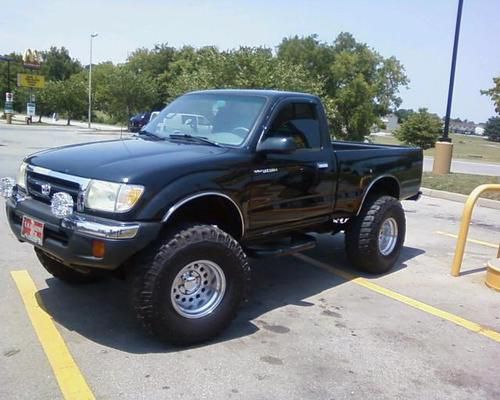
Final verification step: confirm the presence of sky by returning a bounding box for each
[1,0,499,123]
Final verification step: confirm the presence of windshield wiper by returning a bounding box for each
[136,130,165,140]
[167,134,222,147]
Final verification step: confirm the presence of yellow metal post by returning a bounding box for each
[451,184,500,277]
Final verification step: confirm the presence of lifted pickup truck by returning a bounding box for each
[1,89,422,345]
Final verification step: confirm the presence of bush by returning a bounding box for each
[484,116,500,142]
[394,108,442,149]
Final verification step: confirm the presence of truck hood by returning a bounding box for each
[26,138,228,183]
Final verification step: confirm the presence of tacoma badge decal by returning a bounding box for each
[253,168,278,174]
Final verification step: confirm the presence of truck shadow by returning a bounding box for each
[36,234,424,354]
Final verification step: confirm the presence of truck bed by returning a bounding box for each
[331,141,423,215]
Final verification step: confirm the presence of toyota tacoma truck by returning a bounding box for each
[1,89,422,345]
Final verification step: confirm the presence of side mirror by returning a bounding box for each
[256,137,296,154]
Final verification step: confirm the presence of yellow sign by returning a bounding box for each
[17,73,46,89]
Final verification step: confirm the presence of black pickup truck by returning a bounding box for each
[1,89,422,344]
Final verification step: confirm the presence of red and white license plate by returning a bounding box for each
[21,216,44,246]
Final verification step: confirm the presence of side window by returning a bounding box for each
[265,102,321,150]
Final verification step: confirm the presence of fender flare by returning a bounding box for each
[161,191,245,236]
[356,175,400,216]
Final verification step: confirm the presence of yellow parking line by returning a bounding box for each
[11,270,95,400]
[435,230,498,248]
[294,254,500,343]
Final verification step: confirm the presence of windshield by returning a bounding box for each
[142,93,267,146]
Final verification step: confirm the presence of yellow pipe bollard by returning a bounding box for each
[451,184,500,277]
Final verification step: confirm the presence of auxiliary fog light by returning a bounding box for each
[51,192,74,218]
[0,177,15,198]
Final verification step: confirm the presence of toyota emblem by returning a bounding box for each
[41,184,51,196]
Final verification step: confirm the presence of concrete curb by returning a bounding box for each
[421,187,500,210]
[76,129,129,135]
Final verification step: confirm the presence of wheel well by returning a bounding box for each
[359,177,400,213]
[163,195,244,240]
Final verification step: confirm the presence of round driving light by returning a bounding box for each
[51,192,74,218]
[0,177,15,198]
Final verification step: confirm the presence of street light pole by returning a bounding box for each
[432,0,464,175]
[442,0,464,142]
[88,33,98,129]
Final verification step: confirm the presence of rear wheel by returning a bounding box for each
[35,248,105,284]
[129,224,250,345]
[345,196,406,274]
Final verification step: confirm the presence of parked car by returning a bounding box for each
[1,89,423,345]
[128,111,160,132]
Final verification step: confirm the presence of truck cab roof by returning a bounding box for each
[186,88,320,101]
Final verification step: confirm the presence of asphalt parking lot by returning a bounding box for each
[0,123,499,400]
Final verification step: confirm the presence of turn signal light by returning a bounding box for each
[92,240,105,258]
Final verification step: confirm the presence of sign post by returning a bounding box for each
[4,92,14,124]
[27,103,36,117]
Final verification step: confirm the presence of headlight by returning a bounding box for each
[85,180,144,213]
[17,162,28,189]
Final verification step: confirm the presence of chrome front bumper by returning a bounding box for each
[61,214,140,239]
[5,195,161,270]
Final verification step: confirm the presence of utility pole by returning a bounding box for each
[88,33,98,129]
[0,55,13,93]
[7,58,10,92]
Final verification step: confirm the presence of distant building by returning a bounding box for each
[381,114,399,132]
[448,119,478,135]
[475,126,485,136]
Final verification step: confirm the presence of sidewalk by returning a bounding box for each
[2,113,125,132]
[423,156,500,176]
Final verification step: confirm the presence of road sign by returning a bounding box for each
[27,102,36,117]
[17,73,45,89]
[4,101,13,114]
[6,92,13,102]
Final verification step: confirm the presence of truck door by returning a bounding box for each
[248,100,336,232]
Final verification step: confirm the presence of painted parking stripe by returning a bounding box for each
[11,270,95,400]
[435,230,498,249]
[294,254,500,343]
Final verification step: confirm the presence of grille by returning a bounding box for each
[26,171,81,206]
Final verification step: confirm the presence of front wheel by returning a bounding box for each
[345,196,406,274]
[129,224,250,345]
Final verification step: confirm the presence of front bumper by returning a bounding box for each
[5,196,161,270]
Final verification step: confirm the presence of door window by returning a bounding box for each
[264,102,321,150]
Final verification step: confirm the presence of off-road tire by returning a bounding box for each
[129,224,250,345]
[345,196,406,274]
[35,248,105,284]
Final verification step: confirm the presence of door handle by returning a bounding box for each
[317,162,329,169]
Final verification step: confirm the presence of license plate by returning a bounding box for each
[21,216,44,246]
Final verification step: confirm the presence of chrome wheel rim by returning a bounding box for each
[378,217,398,256]
[171,260,226,319]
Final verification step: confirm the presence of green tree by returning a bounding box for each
[395,108,442,149]
[484,116,500,142]
[0,53,24,111]
[394,109,415,124]
[40,47,82,81]
[481,77,500,114]
[97,66,158,123]
[127,43,176,77]
[163,46,323,101]
[42,73,86,125]
[277,33,409,140]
